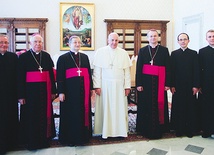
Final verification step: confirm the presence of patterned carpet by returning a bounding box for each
[50,132,177,147]
[87,132,177,145]
[50,90,175,147]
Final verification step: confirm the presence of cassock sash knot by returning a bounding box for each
[143,64,165,124]
[26,71,52,138]
[66,68,90,127]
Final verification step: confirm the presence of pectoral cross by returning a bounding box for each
[38,66,43,73]
[77,69,82,76]
[150,59,153,65]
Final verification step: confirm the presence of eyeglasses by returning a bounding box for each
[178,38,188,42]
[0,41,9,45]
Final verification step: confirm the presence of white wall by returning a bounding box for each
[173,0,214,51]
[1,0,173,65]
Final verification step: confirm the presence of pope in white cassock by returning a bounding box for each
[93,32,132,139]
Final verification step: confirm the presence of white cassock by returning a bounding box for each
[93,45,131,138]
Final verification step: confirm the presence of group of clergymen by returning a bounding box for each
[0,29,214,154]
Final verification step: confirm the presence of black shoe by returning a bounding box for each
[186,133,193,138]
[202,133,210,138]
[176,132,183,137]
[27,147,38,152]
[114,137,125,140]
[0,150,6,155]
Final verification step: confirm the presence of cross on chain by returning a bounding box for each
[38,66,43,73]
[77,69,82,76]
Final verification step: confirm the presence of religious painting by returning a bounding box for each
[60,2,95,51]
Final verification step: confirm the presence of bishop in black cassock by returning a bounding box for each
[57,36,93,146]
[17,34,56,150]
[136,29,170,139]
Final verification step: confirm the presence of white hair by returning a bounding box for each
[30,34,43,43]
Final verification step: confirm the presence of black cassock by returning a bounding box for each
[57,52,93,145]
[170,48,200,135]
[17,50,56,150]
[0,52,19,152]
[136,45,170,139]
[199,46,214,135]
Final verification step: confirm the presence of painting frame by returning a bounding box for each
[60,2,95,51]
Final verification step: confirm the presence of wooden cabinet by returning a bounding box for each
[0,18,48,53]
[104,19,169,56]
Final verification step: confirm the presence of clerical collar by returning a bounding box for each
[181,47,188,51]
[209,45,214,48]
[70,51,78,55]
[31,49,41,55]
[149,43,159,48]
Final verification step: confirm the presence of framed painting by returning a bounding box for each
[60,2,95,51]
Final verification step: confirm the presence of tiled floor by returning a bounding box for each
[6,136,214,155]
[12,95,211,155]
